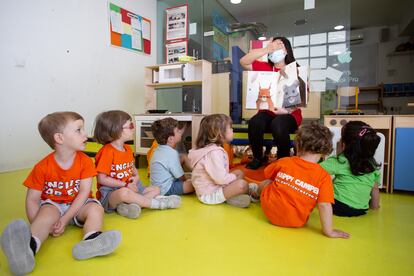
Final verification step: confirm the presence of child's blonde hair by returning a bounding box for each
[195,114,232,149]
[295,121,333,156]
[38,111,84,149]
[93,110,132,144]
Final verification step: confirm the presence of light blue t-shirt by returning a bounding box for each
[150,145,184,195]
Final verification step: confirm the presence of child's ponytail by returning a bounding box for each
[341,121,381,175]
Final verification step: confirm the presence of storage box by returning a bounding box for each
[159,63,195,83]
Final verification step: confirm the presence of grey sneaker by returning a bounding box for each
[72,230,121,260]
[248,183,260,203]
[226,194,251,208]
[155,195,182,209]
[116,203,141,219]
[1,219,35,275]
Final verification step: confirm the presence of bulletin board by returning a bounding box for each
[109,2,151,54]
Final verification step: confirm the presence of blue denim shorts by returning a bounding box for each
[99,180,146,212]
[164,179,184,196]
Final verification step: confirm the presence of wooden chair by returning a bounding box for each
[333,86,362,114]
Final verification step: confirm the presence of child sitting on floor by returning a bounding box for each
[150,118,194,196]
[93,110,181,219]
[253,122,349,238]
[320,121,380,217]
[188,114,255,208]
[1,112,121,275]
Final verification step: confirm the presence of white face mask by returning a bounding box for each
[268,49,286,63]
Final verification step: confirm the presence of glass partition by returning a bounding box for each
[156,0,354,118]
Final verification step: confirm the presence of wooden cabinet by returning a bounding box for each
[324,115,393,192]
[134,114,204,155]
[391,115,414,192]
[144,60,213,114]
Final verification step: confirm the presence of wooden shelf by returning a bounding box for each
[358,84,384,113]
[359,86,384,92]
[146,80,202,88]
[346,102,380,107]
[144,60,213,113]
[386,50,414,57]
[146,60,205,70]
[359,101,381,105]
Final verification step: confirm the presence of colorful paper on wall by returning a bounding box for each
[109,2,150,54]
[142,18,151,40]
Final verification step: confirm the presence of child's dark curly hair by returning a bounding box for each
[295,121,333,156]
[151,117,178,145]
[340,121,380,175]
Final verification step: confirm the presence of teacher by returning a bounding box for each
[240,37,305,170]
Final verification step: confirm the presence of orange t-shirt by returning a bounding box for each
[95,143,135,199]
[23,152,97,204]
[261,156,334,228]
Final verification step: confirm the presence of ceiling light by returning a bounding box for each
[258,35,267,41]
[230,0,242,4]
[334,25,344,30]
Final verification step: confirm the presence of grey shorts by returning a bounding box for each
[99,180,146,213]
[40,198,101,227]
[165,179,184,196]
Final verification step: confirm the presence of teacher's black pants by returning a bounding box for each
[248,112,298,160]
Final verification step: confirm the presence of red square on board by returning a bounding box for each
[144,39,151,54]
[121,8,131,24]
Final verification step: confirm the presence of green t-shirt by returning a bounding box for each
[320,154,380,209]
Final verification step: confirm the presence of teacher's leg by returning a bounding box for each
[270,114,298,159]
[247,112,273,169]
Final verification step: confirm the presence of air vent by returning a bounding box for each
[294,19,307,25]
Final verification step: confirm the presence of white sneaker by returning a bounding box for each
[155,195,182,209]
[1,219,35,275]
[116,203,141,219]
[72,230,121,260]
[226,194,251,208]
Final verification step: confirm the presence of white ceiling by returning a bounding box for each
[217,0,413,31]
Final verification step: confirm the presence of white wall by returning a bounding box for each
[0,0,157,172]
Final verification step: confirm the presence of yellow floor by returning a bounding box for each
[0,168,413,275]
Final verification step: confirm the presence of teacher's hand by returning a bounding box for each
[265,37,279,53]
[274,107,289,115]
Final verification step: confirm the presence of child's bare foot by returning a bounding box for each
[1,219,35,275]
[116,203,141,219]
[72,230,121,260]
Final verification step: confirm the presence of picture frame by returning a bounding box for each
[165,40,188,64]
[165,4,188,42]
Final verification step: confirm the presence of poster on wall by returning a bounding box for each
[166,40,188,64]
[109,2,151,54]
[165,4,188,42]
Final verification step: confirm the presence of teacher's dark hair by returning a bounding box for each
[268,36,296,66]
